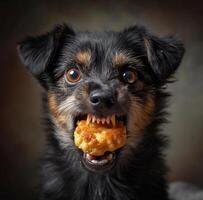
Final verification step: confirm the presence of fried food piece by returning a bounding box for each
[74,120,126,156]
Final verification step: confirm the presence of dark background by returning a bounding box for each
[0,0,203,199]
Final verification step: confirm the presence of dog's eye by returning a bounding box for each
[65,68,81,84]
[121,70,137,84]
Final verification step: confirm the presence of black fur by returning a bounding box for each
[18,24,184,200]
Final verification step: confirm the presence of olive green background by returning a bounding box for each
[0,0,203,199]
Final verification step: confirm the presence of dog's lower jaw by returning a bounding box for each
[40,125,169,200]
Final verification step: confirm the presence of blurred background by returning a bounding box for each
[0,0,203,199]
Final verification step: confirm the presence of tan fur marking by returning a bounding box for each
[132,95,155,133]
[127,94,155,148]
[113,53,127,66]
[75,51,91,67]
[48,92,67,128]
[120,94,156,160]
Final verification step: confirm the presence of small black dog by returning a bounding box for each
[18,24,184,200]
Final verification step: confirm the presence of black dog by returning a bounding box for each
[18,24,184,200]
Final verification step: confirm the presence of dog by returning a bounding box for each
[18,24,184,200]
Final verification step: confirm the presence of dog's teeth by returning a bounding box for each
[97,118,100,124]
[105,118,107,124]
[87,115,117,125]
[98,159,108,165]
[107,153,113,160]
[91,115,93,123]
[91,160,98,164]
[86,153,92,160]
[90,114,93,124]
[111,115,116,126]
[86,114,91,125]
[91,159,108,165]
[106,117,110,124]
[92,116,96,123]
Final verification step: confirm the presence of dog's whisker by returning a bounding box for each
[58,98,77,113]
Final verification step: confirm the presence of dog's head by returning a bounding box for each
[18,24,184,173]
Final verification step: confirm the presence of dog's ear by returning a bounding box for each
[18,24,75,80]
[124,25,185,83]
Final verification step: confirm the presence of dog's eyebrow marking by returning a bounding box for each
[75,51,91,67]
[112,53,128,67]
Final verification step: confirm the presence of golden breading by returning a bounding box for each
[74,120,126,156]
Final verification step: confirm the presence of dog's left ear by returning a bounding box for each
[18,24,75,82]
[124,26,185,83]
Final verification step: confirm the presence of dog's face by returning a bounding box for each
[18,25,184,173]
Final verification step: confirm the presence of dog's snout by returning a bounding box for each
[89,90,116,109]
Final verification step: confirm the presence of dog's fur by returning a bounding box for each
[18,24,184,200]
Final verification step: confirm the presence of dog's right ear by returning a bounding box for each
[123,25,185,84]
[18,24,75,81]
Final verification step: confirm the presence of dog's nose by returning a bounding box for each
[89,90,116,109]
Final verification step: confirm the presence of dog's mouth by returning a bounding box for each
[74,114,127,128]
[73,114,127,173]
[82,151,116,173]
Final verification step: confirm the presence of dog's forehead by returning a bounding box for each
[70,32,131,68]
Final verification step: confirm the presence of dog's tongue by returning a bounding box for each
[86,152,113,161]
[84,152,114,166]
